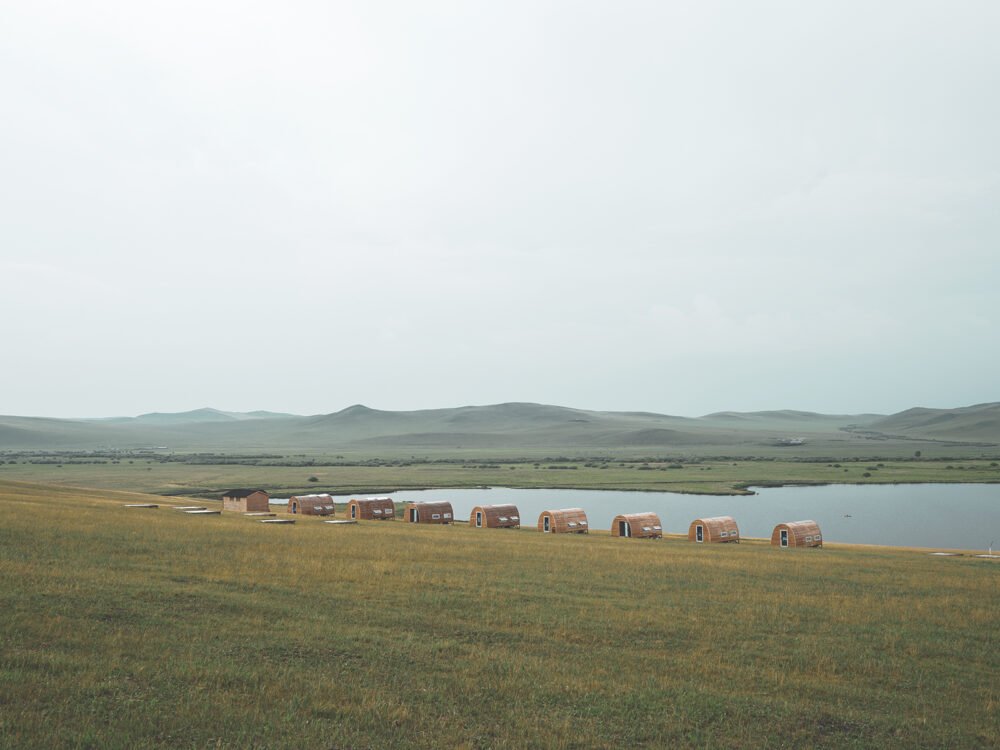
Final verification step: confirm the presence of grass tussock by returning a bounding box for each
[0,479,997,749]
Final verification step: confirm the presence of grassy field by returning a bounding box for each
[1,479,997,748]
[2,455,999,498]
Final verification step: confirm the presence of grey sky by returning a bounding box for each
[2,1,998,418]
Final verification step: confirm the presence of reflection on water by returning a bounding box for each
[365,484,1000,551]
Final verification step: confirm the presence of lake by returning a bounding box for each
[369,483,1000,551]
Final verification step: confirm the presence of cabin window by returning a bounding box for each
[805,535,812,542]
[720,531,728,538]
[642,526,651,532]
[567,522,577,528]
[580,520,588,526]
[814,534,821,540]
[443,513,452,519]
[432,514,441,520]
[498,517,508,522]
[511,516,519,521]
[373,509,382,514]
[653,525,662,530]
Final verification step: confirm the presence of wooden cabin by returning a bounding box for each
[611,512,662,539]
[347,497,396,520]
[688,516,740,543]
[221,489,270,513]
[287,494,335,516]
[403,501,454,524]
[771,520,823,548]
[537,508,589,534]
[470,504,520,529]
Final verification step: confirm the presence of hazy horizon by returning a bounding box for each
[2,2,998,419]
[4,397,997,422]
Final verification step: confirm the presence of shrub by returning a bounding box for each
[307,476,319,482]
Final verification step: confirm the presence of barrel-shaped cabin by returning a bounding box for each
[771,520,823,548]
[470,504,520,529]
[403,501,454,524]
[611,513,662,539]
[221,489,270,513]
[688,516,740,543]
[287,494,335,516]
[537,508,589,534]
[347,497,396,520]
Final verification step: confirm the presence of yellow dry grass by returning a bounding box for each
[0,479,996,749]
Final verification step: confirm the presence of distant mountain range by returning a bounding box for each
[0,402,997,453]
[85,408,299,425]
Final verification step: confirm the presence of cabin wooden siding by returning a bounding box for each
[611,512,662,539]
[537,508,589,534]
[288,494,335,516]
[771,520,823,548]
[348,497,396,520]
[221,489,270,513]
[403,501,454,524]
[688,516,740,543]
[469,504,520,528]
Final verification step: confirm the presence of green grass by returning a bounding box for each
[0,479,997,748]
[2,455,999,497]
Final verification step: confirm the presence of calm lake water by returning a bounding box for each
[367,484,1000,551]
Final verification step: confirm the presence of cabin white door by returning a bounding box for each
[290,502,297,514]
[351,505,356,519]
[780,529,789,547]
[543,516,550,532]
[476,511,483,527]
[696,525,704,542]
[619,520,631,537]
[410,508,418,522]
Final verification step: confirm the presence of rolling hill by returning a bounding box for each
[0,401,996,454]
[866,402,1000,441]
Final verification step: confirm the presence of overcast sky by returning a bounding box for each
[1,1,998,418]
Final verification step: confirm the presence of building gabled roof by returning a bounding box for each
[222,488,268,498]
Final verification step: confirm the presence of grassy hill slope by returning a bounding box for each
[0,480,995,748]
[1,401,998,455]
[868,402,1000,440]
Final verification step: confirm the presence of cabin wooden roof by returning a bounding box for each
[470,504,521,527]
[405,501,453,512]
[537,508,589,533]
[612,512,663,538]
[349,497,394,507]
[221,488,268,498]
[772,520,823,547]
[291,494,333,503]
[348,497,395,517]
[403,501,454,522]
[689,516,740,542]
